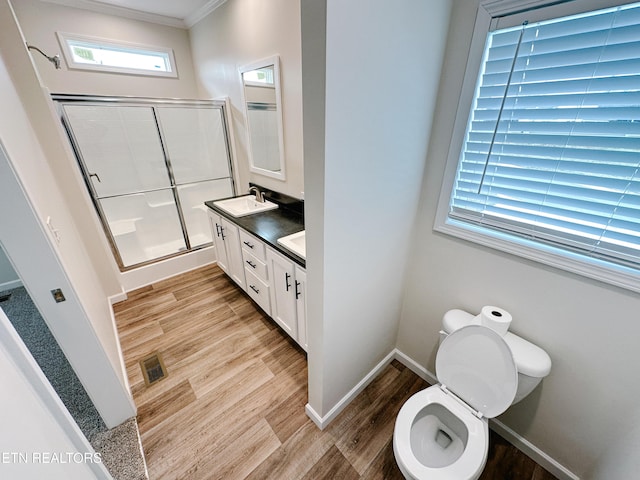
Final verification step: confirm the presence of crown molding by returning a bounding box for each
[184,0,227,28]
[39,0,188,28]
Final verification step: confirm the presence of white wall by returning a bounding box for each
[396,1,640,477]
[300,0,326,422]
[588,407,640,479]
[303,0,451,420]
[0,0,135,427]
[0,337,105,479]
[189,0,304,199]
[12,0,199,98]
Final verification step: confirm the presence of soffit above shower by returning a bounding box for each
[38,0,227,29]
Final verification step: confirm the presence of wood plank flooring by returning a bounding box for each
[113,264,558,480]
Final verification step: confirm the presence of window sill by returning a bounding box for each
[434,218,640,294]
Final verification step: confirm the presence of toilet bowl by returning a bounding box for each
[393,324,519,480]
[393,387,488,479]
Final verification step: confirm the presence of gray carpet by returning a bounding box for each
[1,286,148,480]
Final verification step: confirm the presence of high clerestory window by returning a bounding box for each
[436,0,640,292]
[57,33,177,77]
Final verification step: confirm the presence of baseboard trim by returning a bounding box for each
[305,349,396,430]
[393,349,437,385]
[0,278,22,291]
[108,287,127,305]
[107,298,136,413]
[304,403,323,430]
[392,348,580,480]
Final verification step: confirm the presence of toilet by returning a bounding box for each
[393,309,551,479]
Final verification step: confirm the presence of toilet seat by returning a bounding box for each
[437,325,518,418]
[394,387,488,480]
[393,326,519,479]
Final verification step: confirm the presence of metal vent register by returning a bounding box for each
[140,352,167,386]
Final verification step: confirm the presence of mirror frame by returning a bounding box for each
[239,55,286,181]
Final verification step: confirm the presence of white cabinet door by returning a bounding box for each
[220,217,245,289]
[209,211,229,274]
[294,265,307,351]
[208,211,245,289]
[267,248,297,339]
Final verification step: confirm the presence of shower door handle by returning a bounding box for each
[89,172,101,183]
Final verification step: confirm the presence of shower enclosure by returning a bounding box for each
[54,95,236,270]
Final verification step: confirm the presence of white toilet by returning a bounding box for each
[393,309,551,480]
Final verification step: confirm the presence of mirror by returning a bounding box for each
[239,55,286,180]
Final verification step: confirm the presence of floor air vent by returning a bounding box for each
[140,352,167,386]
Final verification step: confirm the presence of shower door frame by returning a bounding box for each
[53,94,237,272]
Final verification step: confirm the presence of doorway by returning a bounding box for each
[0,245,106,439]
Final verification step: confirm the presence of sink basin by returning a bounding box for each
[277,230,306,259]
[213,195,278,217]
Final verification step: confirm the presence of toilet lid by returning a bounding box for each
[436,325,518,418]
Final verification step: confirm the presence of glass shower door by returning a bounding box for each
[63,104,187,267]
[156,107,234,248]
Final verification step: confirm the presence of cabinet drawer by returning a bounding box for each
[245,269,271,315]
[242,248,268,282]
[239,230,265,260]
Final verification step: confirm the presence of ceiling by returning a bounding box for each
[40,0,227,28]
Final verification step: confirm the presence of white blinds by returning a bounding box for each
[450,2,640,268]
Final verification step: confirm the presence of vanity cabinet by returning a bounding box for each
[267,247,307,350]
[207,204,306,350]
[208,211,245,289]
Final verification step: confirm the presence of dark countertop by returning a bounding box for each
[205,198,305,268]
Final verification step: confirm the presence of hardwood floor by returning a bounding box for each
[113,264,558,480]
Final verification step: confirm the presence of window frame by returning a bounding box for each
[56,32,178,78]
[434,0,640,293]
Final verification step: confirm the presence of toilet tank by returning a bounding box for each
[441,309,552,404]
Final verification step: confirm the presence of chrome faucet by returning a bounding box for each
[248,186,265,203]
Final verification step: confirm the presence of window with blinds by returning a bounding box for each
[448,1,640,270]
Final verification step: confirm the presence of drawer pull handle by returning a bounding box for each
[246,260,256,269]
[215,223,221,237]
[285,272,292,291]
[249,285,260,294]
[295,280,301,300]
[243,241,254,249]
